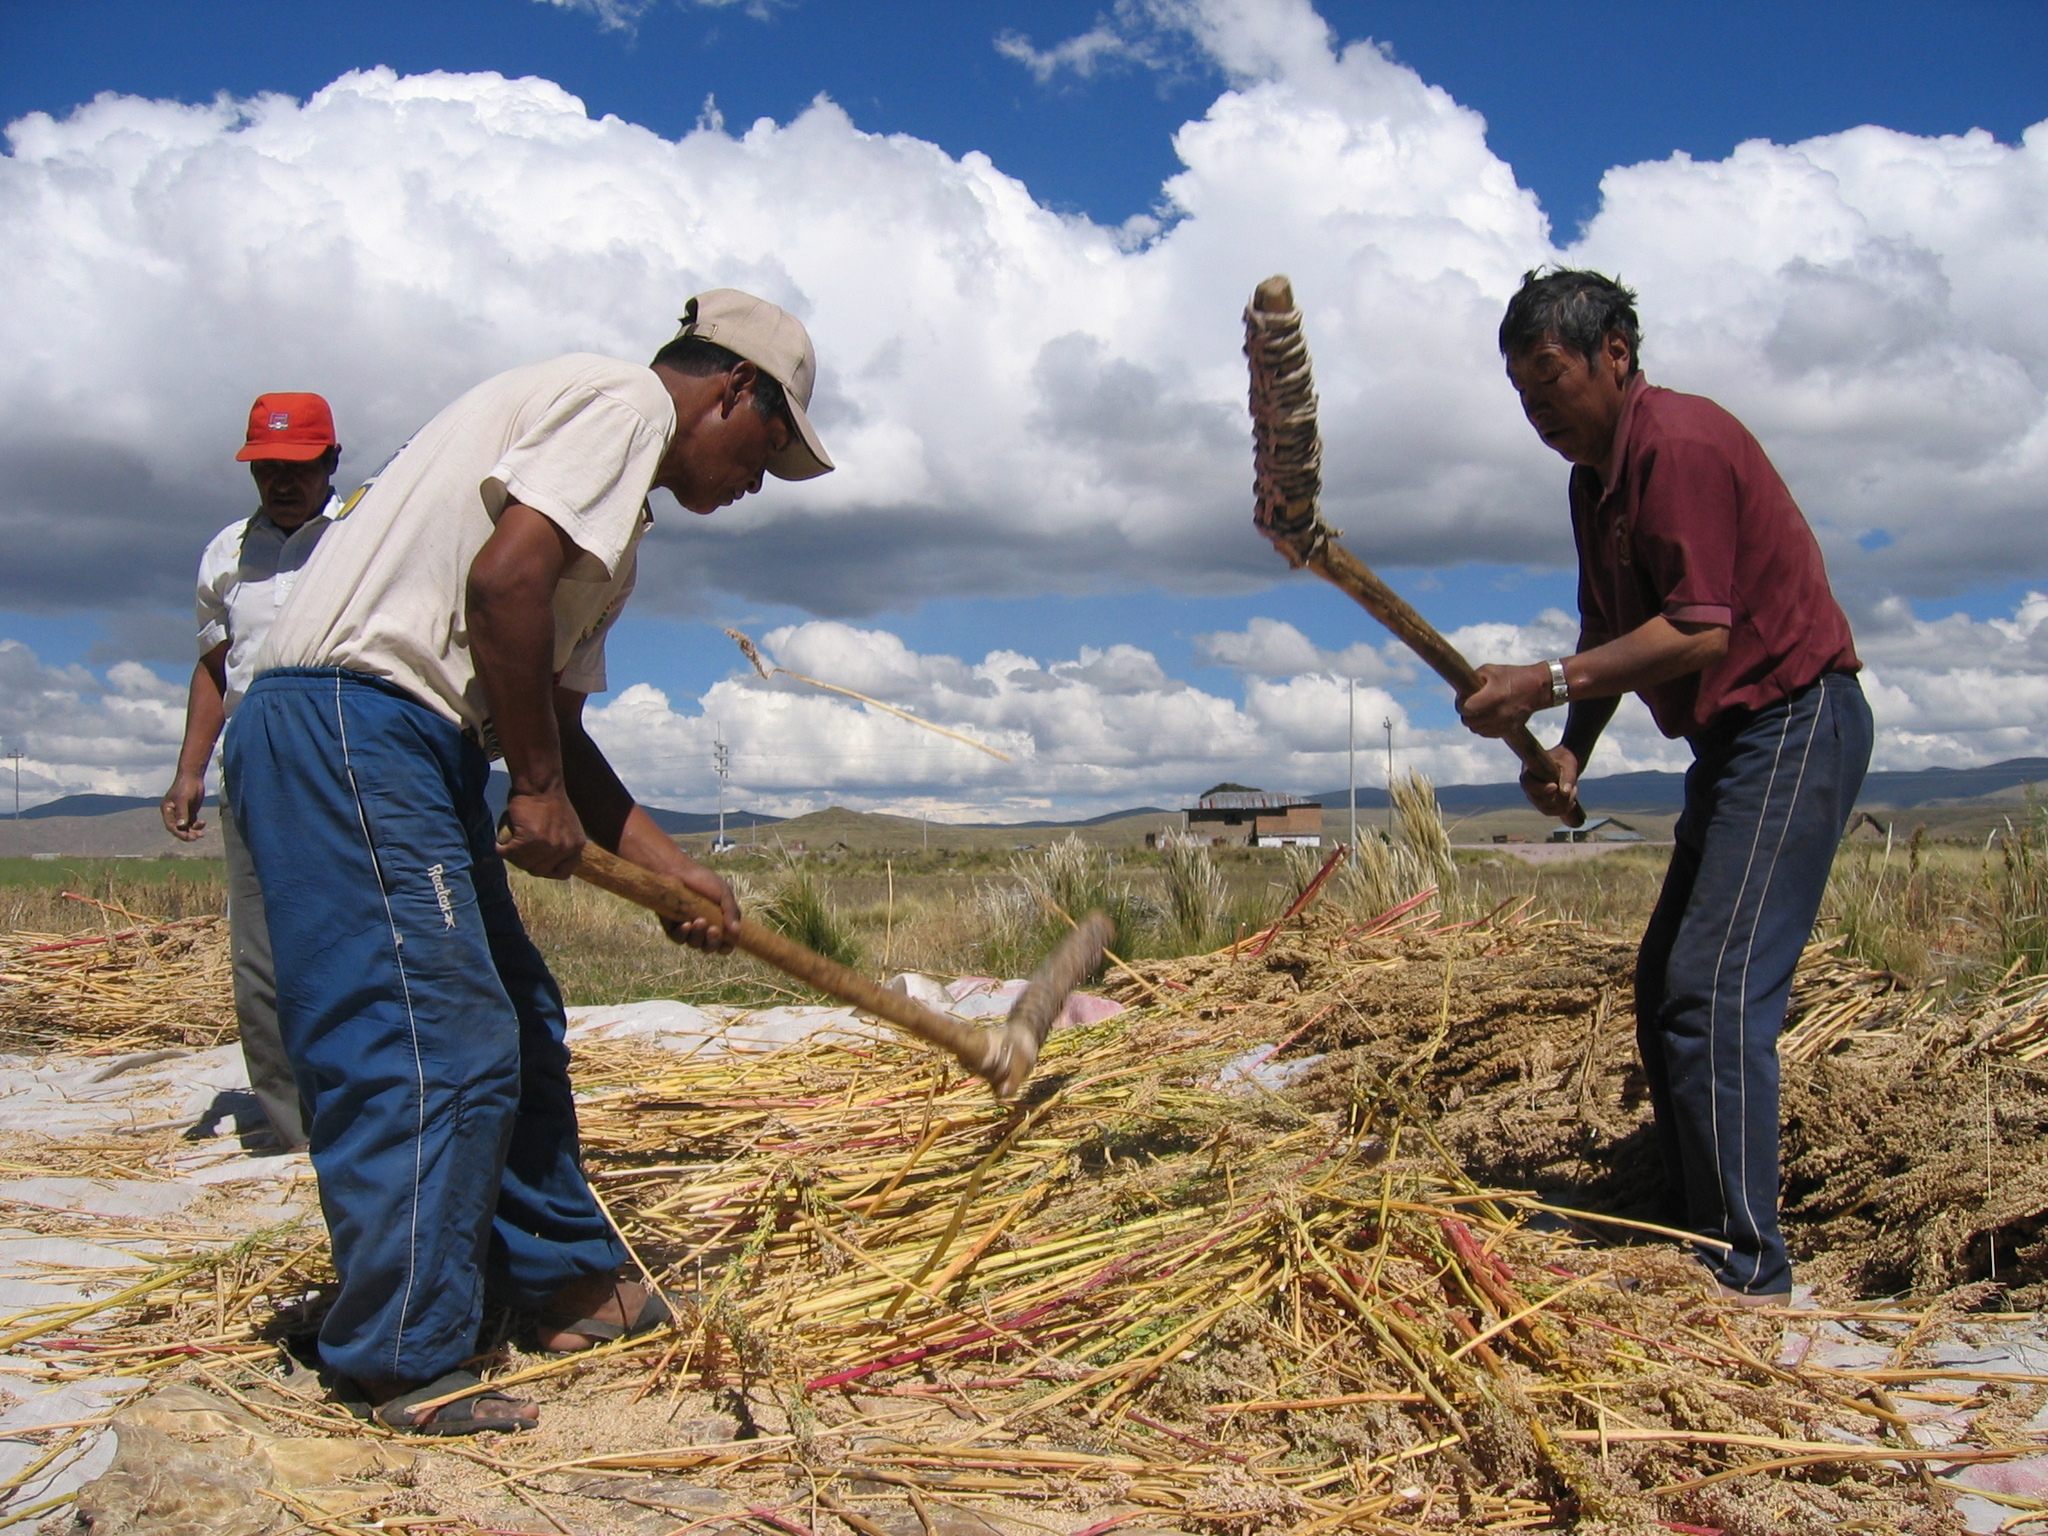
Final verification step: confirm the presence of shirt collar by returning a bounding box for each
[247,492,340,537]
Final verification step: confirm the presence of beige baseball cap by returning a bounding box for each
[673,289,834,481]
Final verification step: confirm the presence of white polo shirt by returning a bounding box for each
[196,500,337,714]
[256,354,674,742]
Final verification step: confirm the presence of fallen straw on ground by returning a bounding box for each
[0,901,232,1055]
[4,836,2048,1532]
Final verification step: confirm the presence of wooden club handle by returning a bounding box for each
[571,843,1008,1081]
[1310,542,1586,828]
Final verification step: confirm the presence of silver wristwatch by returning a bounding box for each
[1546,658,1570,708]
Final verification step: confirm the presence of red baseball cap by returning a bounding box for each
[235,393,337,463]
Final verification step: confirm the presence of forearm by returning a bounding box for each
[163,650,229,838]
[1557,696,1620,769]
[174,654,228,780]
[557,695,738,944]
[559,708,701,880]
[469,575,565,797]
[1561,615,1726,702]
[1461,615,1725,742]
[557,711,634,850]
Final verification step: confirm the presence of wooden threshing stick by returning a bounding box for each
[573,843,1111,1098]
[1243,275,1585,828]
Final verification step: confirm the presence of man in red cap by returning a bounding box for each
[161,392,342,1151]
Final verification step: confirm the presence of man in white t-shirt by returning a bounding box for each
[162,392,342,1151]
[226,291,833,1433]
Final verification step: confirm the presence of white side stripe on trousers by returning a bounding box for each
[1704,684,1827,1289]
[335,675,431,1378]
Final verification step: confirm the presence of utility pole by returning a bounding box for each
[713,726,730,853]
[1383,717,1395,833]
[7,749,20,821]
[1346,678,1357,849]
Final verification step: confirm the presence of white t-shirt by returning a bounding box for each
[257,355,674,740]
[196,500,337,714]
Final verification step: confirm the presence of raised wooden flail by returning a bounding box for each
[1244,275,1584,827]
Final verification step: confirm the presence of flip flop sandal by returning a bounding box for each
[537,1284,675,1354]
[352,1370,539,1436]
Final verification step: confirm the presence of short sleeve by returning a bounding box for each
[1631,439,1737,628]
[194,521,242,653]
[483,383,670,582]
[556,557,638,696]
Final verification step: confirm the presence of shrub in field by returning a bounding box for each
[757,851,863,970]
[1281,843,1322,901]
[1393,773,1454,889]
[1990,795,2048,977]
[1337,772,1452,920]
[1341,832,1402,920]
[1826,834,1919,978]
[995,835,1161,969]
[972,881,1042,979]
[1825,816,2037,983]
[1159,832,1228,955]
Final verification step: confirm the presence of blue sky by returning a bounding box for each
[9,1,2047,233]
[3,0,2047,811]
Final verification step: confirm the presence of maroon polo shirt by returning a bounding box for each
[1572,375,1859,739]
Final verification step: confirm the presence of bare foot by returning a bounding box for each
[535,1271,655,1353]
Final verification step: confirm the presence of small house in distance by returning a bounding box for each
[1184,784,1323,848]
[1547,816,1643,844]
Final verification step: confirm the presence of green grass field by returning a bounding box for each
[0,856,230,931]
[6,814,2045,1008]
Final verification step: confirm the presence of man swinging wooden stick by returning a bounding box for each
[1247,269,1871,1304]
[230,291,833,1433]
[1467,270,1869,1305]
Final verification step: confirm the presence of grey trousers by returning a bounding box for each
[220,800,308,1149]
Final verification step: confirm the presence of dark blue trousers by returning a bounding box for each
[223,668,626,1386]
[1635,672,1871,1295]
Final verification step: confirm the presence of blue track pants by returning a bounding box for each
[224,668,626,1386]
[1635,672,1872,1296]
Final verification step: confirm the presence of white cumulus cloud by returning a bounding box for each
[8,0,2043,626]
[0,643,187,805]
[12,596,2048,814]
[4,0,2048,800]
[1443,608,1583,668]
[1195,616,1411,681]
[577,619,1494,817]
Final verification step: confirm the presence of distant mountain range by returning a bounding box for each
[5,785,792,836]
[16,758,2048,830]
[994,807,1173,828]
[481,775,1164,834]
[1304,757,2048,816]
[14,793,215,821]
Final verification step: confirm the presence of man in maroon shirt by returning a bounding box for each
[1459,269,1871,1302]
